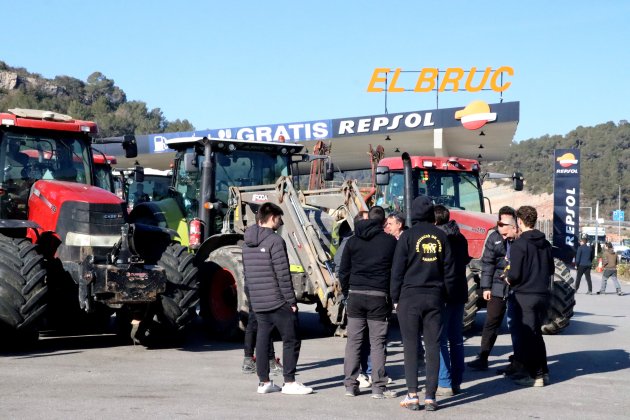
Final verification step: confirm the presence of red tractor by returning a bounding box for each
[375,153,575,334]
[0,109,198,345]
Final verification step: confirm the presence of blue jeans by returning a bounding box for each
[438,303,465,388]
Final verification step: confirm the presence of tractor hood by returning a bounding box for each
[31,180,124,206]
[449,210,498,260]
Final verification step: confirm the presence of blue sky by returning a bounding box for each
[3,1,629,141]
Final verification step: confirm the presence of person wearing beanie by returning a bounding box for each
[391,196,457,411]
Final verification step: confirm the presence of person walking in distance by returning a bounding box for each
[506,206,553,387]
[468,206,520,373]
[597,242,623,296]
[574,237,594,294]
[434,205,470,397]
[340,206,397,399]
[242,202,312,395]
[391,196,457,411]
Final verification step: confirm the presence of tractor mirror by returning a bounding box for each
[134,166,144,183]
[184,152,198,173]
[376,166,390,185]
[512,172,524,191]
[122,135,138,158]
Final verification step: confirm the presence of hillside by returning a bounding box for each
[0,61,194,137]
[485,121,629,217]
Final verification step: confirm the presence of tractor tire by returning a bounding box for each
[541,258,576,335]
[0,236,48,342]
[463,268,479,332]
[156,243,199,330]
[200,245,247,340]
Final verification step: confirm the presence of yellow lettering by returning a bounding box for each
[367,68,390,92]
[414,68,438,92]
[464,67,492,92]
[490,66,514,92]
[388,68,405,92]
[439,68,464,92]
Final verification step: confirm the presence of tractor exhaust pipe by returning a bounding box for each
[402,152,414,228]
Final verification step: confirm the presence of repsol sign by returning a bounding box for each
[552,149,581,263]
[334,111,435,136]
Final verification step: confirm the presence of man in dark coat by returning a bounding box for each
[468,206,519,372]
[574,237,593,294]
[507,206,553,387]
[434,205,470,397]
[242,202,312,395]
[391,196,457,411]
[340,206,397,398]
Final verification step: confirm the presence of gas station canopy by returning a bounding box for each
[101,101,519,172]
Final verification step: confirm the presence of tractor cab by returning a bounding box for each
[375,156,485,213]
[0,110,96,220]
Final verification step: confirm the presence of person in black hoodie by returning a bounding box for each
[391,196,457,412]
[506,206,553,387]
[242,202,312,395]
[434,205,470,397]
[340,206,397,398]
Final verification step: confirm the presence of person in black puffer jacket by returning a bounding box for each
[434,205,470,397]
[242,202,312,395]
[507,206,553,387]
[340,206,397,398]
[468,206,520,372]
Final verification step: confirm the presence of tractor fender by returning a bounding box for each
[195,233,243,266]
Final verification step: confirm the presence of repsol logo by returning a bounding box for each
[565,187,577,247]
[556,169,578,174]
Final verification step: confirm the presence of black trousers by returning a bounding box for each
[256,303,301,383]
[397,294,443,399]
[343,292,390,393]
[512,293,549,378]
[244,309,275,359]
[575,265,592,292]
[479,296,507,359]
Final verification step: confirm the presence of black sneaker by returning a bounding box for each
[467,357,488,370]
[242,357,256,374]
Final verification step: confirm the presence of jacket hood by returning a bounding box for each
[244,224,275,247]
[411,196,435,223]
[521,229,549,248]
[354,219,383,240]
[437,219,461,237]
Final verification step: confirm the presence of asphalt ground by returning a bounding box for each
[1,270,629,420]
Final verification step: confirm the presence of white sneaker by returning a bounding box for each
[281,381,313,395]
[257,381,281,394]
[366,375,393,385]
[358,374,372,389]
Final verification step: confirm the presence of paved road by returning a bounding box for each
[1,271,629,419]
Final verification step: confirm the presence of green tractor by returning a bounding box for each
[129,136,367,338]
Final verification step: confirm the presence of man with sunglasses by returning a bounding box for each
[468,206,520,373]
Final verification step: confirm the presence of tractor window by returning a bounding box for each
[1,131,92,219]
[375,169,483,213]
[94,164,114,192]
[214,150,289,204]
[174,151,202,220]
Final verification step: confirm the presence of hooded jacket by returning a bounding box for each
[390,196,457,304]
[507,229,554,295]
[242,224,296,312]
[437,220,471,304]
[575,243,593,267]
[339,219,397,297]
